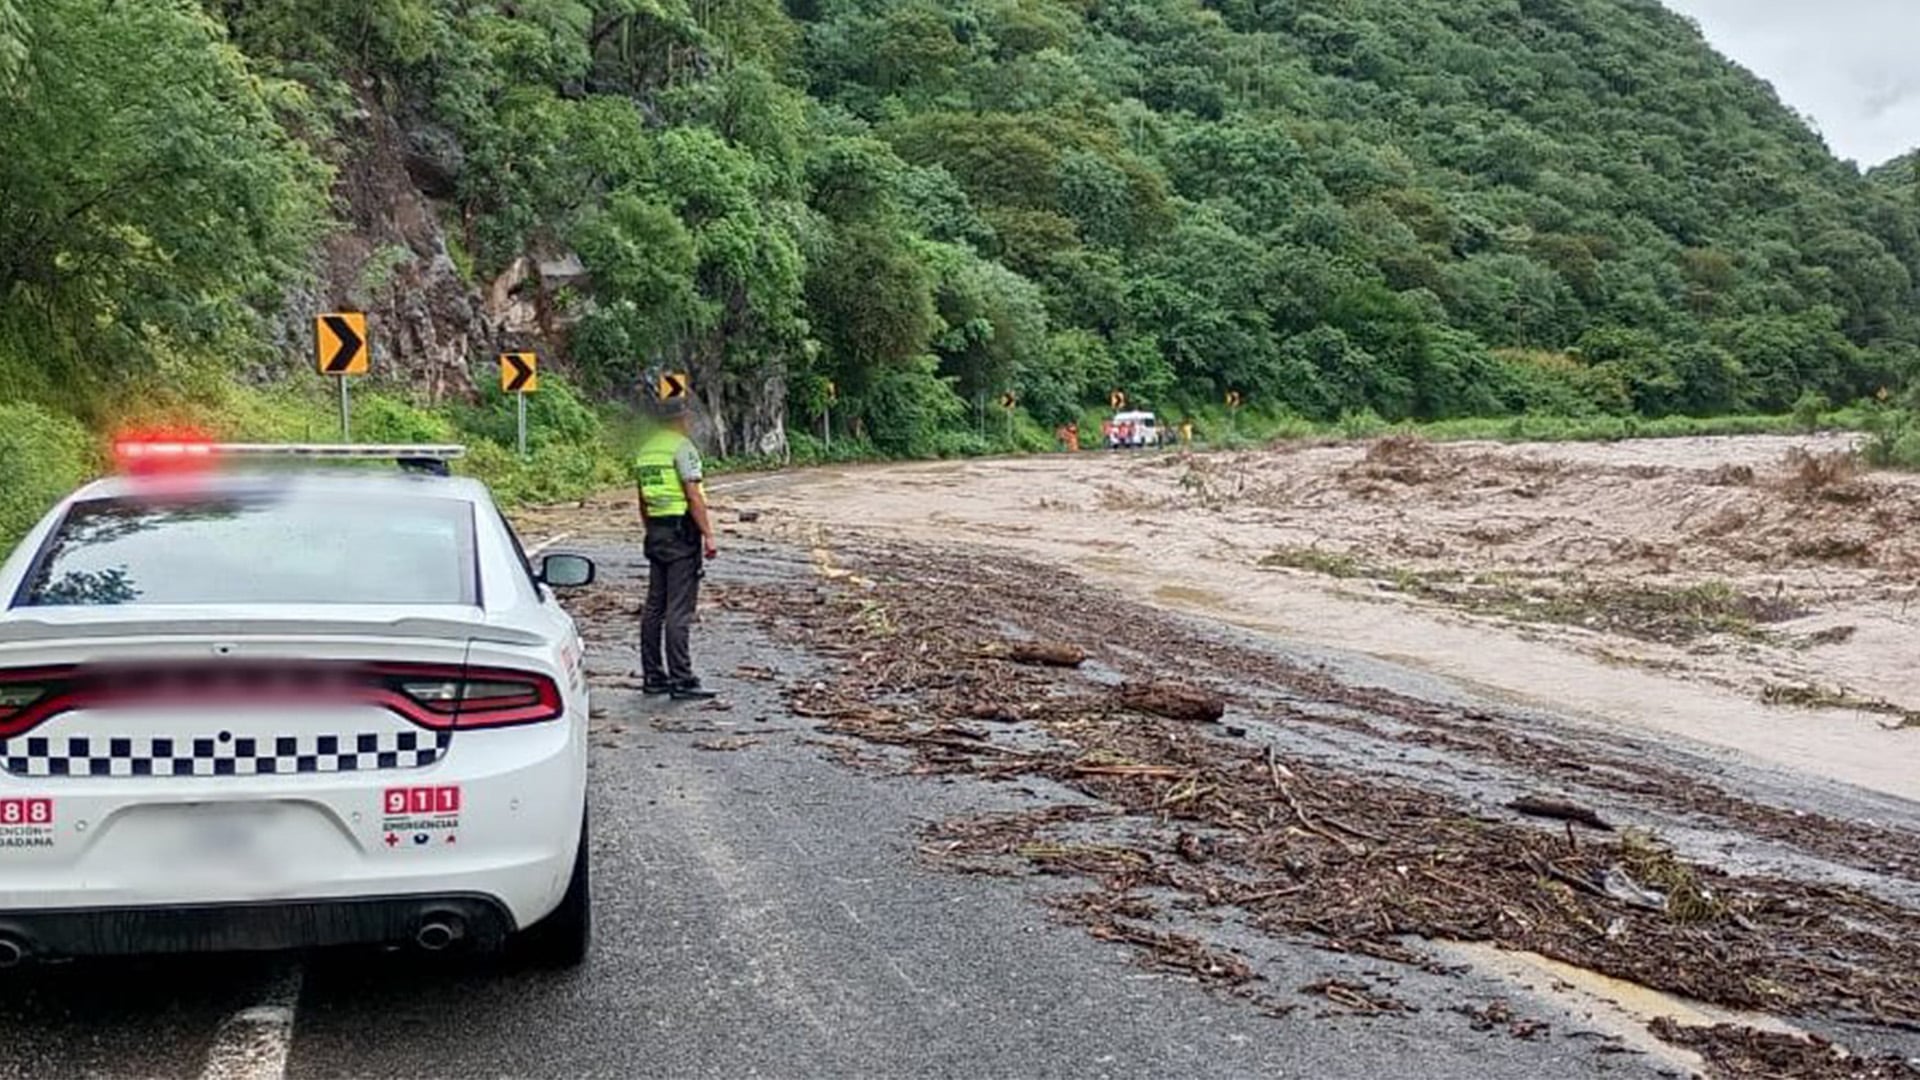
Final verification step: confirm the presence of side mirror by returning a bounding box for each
[539,553,596,589]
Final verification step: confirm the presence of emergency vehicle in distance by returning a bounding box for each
[0,441,595,968]
[1103,410,1166,449]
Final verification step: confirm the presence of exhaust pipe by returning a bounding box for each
[0,936,28,969]
[414,918,463,952]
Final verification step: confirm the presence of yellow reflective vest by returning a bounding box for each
[634,429,694,517]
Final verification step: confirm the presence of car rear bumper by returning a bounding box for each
[0,715,587,942]
[0,893,515,961]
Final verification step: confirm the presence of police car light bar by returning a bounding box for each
[114,441,468,475]
[227,443,463,460]
[116,442,467,460]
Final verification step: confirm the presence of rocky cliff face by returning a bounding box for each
[268,81,491,402]
[687,350,790,461]
[277,80,789,456]
[269,81,568,403]
[709,369,790,460]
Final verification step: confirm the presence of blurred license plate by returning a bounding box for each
[192,813,264,853]
[170,805,290,875]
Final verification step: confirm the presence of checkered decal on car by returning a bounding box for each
[0,730,452,778]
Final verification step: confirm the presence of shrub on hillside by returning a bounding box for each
[927,429,994,458]
[455,375,603,452]
[354,394,458,444]
[462,439,622,508]
[0,404,95,549]
[865,358,966,458]
[787,432,879,467]
[1792,391,1832,434]
[1861,403,1920,469]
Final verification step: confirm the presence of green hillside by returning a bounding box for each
[3,0,1918,538]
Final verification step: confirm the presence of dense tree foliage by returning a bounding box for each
[0,0,326,414]
[4,0,1920,468]
[793,0,1920,424]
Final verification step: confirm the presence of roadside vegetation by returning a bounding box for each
[716,399,1899,473]
[5,0,1920,547]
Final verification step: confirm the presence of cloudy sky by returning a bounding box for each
[1663,0,1920,166]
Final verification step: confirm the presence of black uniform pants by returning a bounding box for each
[641,517,703,686]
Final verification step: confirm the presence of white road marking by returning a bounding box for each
[199,963,303,1080]
[529,531,575,556]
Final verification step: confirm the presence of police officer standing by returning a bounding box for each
[635,387,718,700]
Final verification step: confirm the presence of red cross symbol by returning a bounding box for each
[384,832,399,848]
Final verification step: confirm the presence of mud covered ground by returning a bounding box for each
[669,434,1920,801]
[1173,434,1916,715]
[520,434,1920,1078]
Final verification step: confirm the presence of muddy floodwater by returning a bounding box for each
[709,433,1918,801]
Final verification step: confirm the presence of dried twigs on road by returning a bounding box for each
[1302,977,1414,1015]
[1454,1001,1550,1040]
[1089,920,1255,985]
[1648,1019,1920,1080]
[729,540,1920,1060]
[1266,744,1362,856]
[1069,758,1189,779]
[1002,642,1088,668]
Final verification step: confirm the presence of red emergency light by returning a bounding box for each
[111,428,217,473]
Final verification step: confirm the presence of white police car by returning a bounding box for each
[0,443,594,966]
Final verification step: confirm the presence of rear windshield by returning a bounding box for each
[15,492,477,607]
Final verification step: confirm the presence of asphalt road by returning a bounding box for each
[0,540,1674,1079]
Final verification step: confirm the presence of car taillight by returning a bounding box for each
[0,663,562,735]
[388,667,562,730]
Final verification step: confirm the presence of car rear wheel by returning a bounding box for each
[516,811,591,968]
